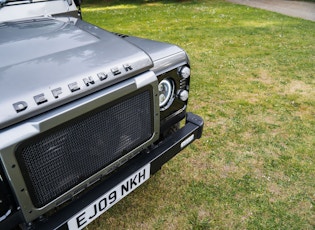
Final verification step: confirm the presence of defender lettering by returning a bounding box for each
[12,64,133,113]
[12,101,28,113]
[51,87,62,98]
[33,93,48,105]
[83,76,95,86]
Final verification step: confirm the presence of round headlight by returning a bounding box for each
[158,79,174,108]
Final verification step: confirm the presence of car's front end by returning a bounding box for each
[0,1,203,229]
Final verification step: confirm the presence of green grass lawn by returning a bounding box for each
[81,0,315,229]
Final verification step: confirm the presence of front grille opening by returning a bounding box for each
[16,89,153,208]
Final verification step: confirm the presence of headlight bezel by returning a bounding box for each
[157,65,191,136]
[158,78,175,111]
[157,65,190,114]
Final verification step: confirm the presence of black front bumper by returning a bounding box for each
[2,112,203,230]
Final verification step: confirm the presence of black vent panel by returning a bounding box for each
[16,90,153,207]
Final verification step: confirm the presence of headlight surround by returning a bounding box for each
[158,79,175,110]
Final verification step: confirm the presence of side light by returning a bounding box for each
[178,90,189,102]
[179,66,190,79]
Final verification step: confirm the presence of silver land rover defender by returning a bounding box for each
[0,0,203,229]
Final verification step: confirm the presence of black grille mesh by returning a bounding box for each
[16,90,153,207]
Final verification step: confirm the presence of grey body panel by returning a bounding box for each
[124,36,189,75]
[0,17,154,129]
[0,16,189,129]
